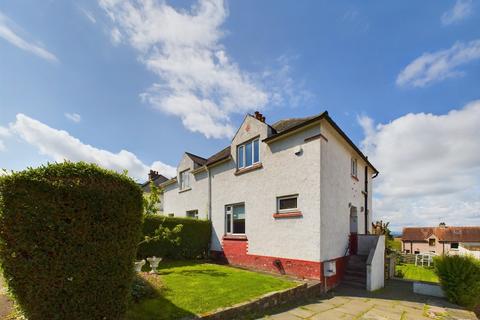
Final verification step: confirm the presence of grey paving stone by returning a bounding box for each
[310,309,355,320]
[288,307,316,319]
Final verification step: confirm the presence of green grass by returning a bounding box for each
[126,261,297,320]
[396,263,439,283]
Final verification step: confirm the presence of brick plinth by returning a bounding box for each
[219,237,347,289]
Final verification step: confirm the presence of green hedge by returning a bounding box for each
[137,216,211,259]
[0,162,143,320]
[435,255,480,309]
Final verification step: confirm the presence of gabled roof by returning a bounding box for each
[185,152,207,167]
[402,226,480,242]
[205,146,231,166]
[271,114,322,133]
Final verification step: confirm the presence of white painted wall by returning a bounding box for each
[366,235,385,291]
[320,123,374,261]
[209,116,322,261]
[163,154,209,219]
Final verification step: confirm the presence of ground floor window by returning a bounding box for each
[168,213,174,217]
[277,194,298,213]
[450,242,459,249]
[186,210,198,219]
[225,203,245,234]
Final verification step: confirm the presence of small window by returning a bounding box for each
[186,210,199,219]
[405,250,410,254]
[237,138,260,169]
[179,170,190,190]
[429,238,435,246]
[414,250,420,254]
[450,242,459,249]
[168,213,174,217]
[277,195,298,213]
[351,158,358,177]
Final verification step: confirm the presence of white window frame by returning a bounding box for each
[277,194,299,213]
[225,203,245,235]
[186,210,199,219]
[351,158,358,177]
[179,170,190,190]
[237,138,260,169]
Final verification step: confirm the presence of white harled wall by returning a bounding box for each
[209,116,322,262]
[163,154,209,219]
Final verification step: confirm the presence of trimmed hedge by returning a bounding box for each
[137,216,211,259]
[435,255,480,309]
[0,162,143,320]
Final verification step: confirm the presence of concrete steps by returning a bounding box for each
[342,255,367,290]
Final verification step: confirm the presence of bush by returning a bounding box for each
[137,216,211,259]
[435,255,480,309]
[0,162,143,320]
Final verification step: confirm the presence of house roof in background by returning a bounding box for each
[205,146,231,166]
[141,173,169,191]
[402,226,480,242]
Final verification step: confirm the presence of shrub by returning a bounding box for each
[137,216,211,259]
[435,255,480,309]
[0,162,143,320]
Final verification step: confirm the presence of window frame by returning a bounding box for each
[276,194,299,213]
[351,158,358,178]
[225,203,246,235]
[186,210,199,219]
[179,169,190,191]
[237,138,260,170]
[450,242,459,250]
[429,238,436,247]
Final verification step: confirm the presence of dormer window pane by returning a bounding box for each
[253,139,259,163]
[238,145,244,168]
[245,142,253,167]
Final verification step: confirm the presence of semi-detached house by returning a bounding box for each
[157,111,380,289]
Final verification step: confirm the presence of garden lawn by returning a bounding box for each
[396,263,439,283]
[126,261,297,320]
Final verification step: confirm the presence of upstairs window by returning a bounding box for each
[179,170,190,190]
[351,158,358,178]
[237,138,260,169]
[429,238,436,246]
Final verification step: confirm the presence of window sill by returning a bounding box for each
[179,187,192,193]
[235,163,263,176]
[223,234,248,241]
[351,175,359,181]
[273,212,303,218]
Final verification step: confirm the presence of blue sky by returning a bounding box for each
[0,0,479,230]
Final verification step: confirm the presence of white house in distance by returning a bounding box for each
[155,111,383,290]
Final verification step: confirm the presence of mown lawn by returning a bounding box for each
[396,263,439,283]
[126,261,297,320]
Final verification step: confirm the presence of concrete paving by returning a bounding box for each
[258,280,478,320]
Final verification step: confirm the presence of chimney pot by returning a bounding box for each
[148,170,159,181]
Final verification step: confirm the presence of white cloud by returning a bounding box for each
[79,7,97,24]
[65,112,82,123]
[442,0,474,25]
[99,0,309,139]
[359,101,480,230]
[396,39,480,87]
[0,11,58,63]
[0,126,11,152]
[9,114,176,180]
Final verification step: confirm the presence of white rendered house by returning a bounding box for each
[158,111,380,288]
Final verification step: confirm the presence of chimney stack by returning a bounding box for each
[254,111,266,123]
[439,222,446,228]
[148,170,160,181]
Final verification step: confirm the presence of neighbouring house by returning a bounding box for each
[402,223,480,257]
[148,111,385,290]
[141,170,169,212]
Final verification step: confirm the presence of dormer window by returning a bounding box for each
[237,138,260,169]
[179,170,190,190]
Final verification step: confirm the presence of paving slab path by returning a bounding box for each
[258,280,478,320]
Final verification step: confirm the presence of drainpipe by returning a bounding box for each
[364,166,368,234]
[207,167,212,221]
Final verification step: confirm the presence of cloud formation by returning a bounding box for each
[396,39,480,87]
[65,113,82,123]
[359,101,480,230]
[0,126,10,152]
[8,114,176,180]
[441,0,474,25]
[99,0,309,139]
[0,11,58,63]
